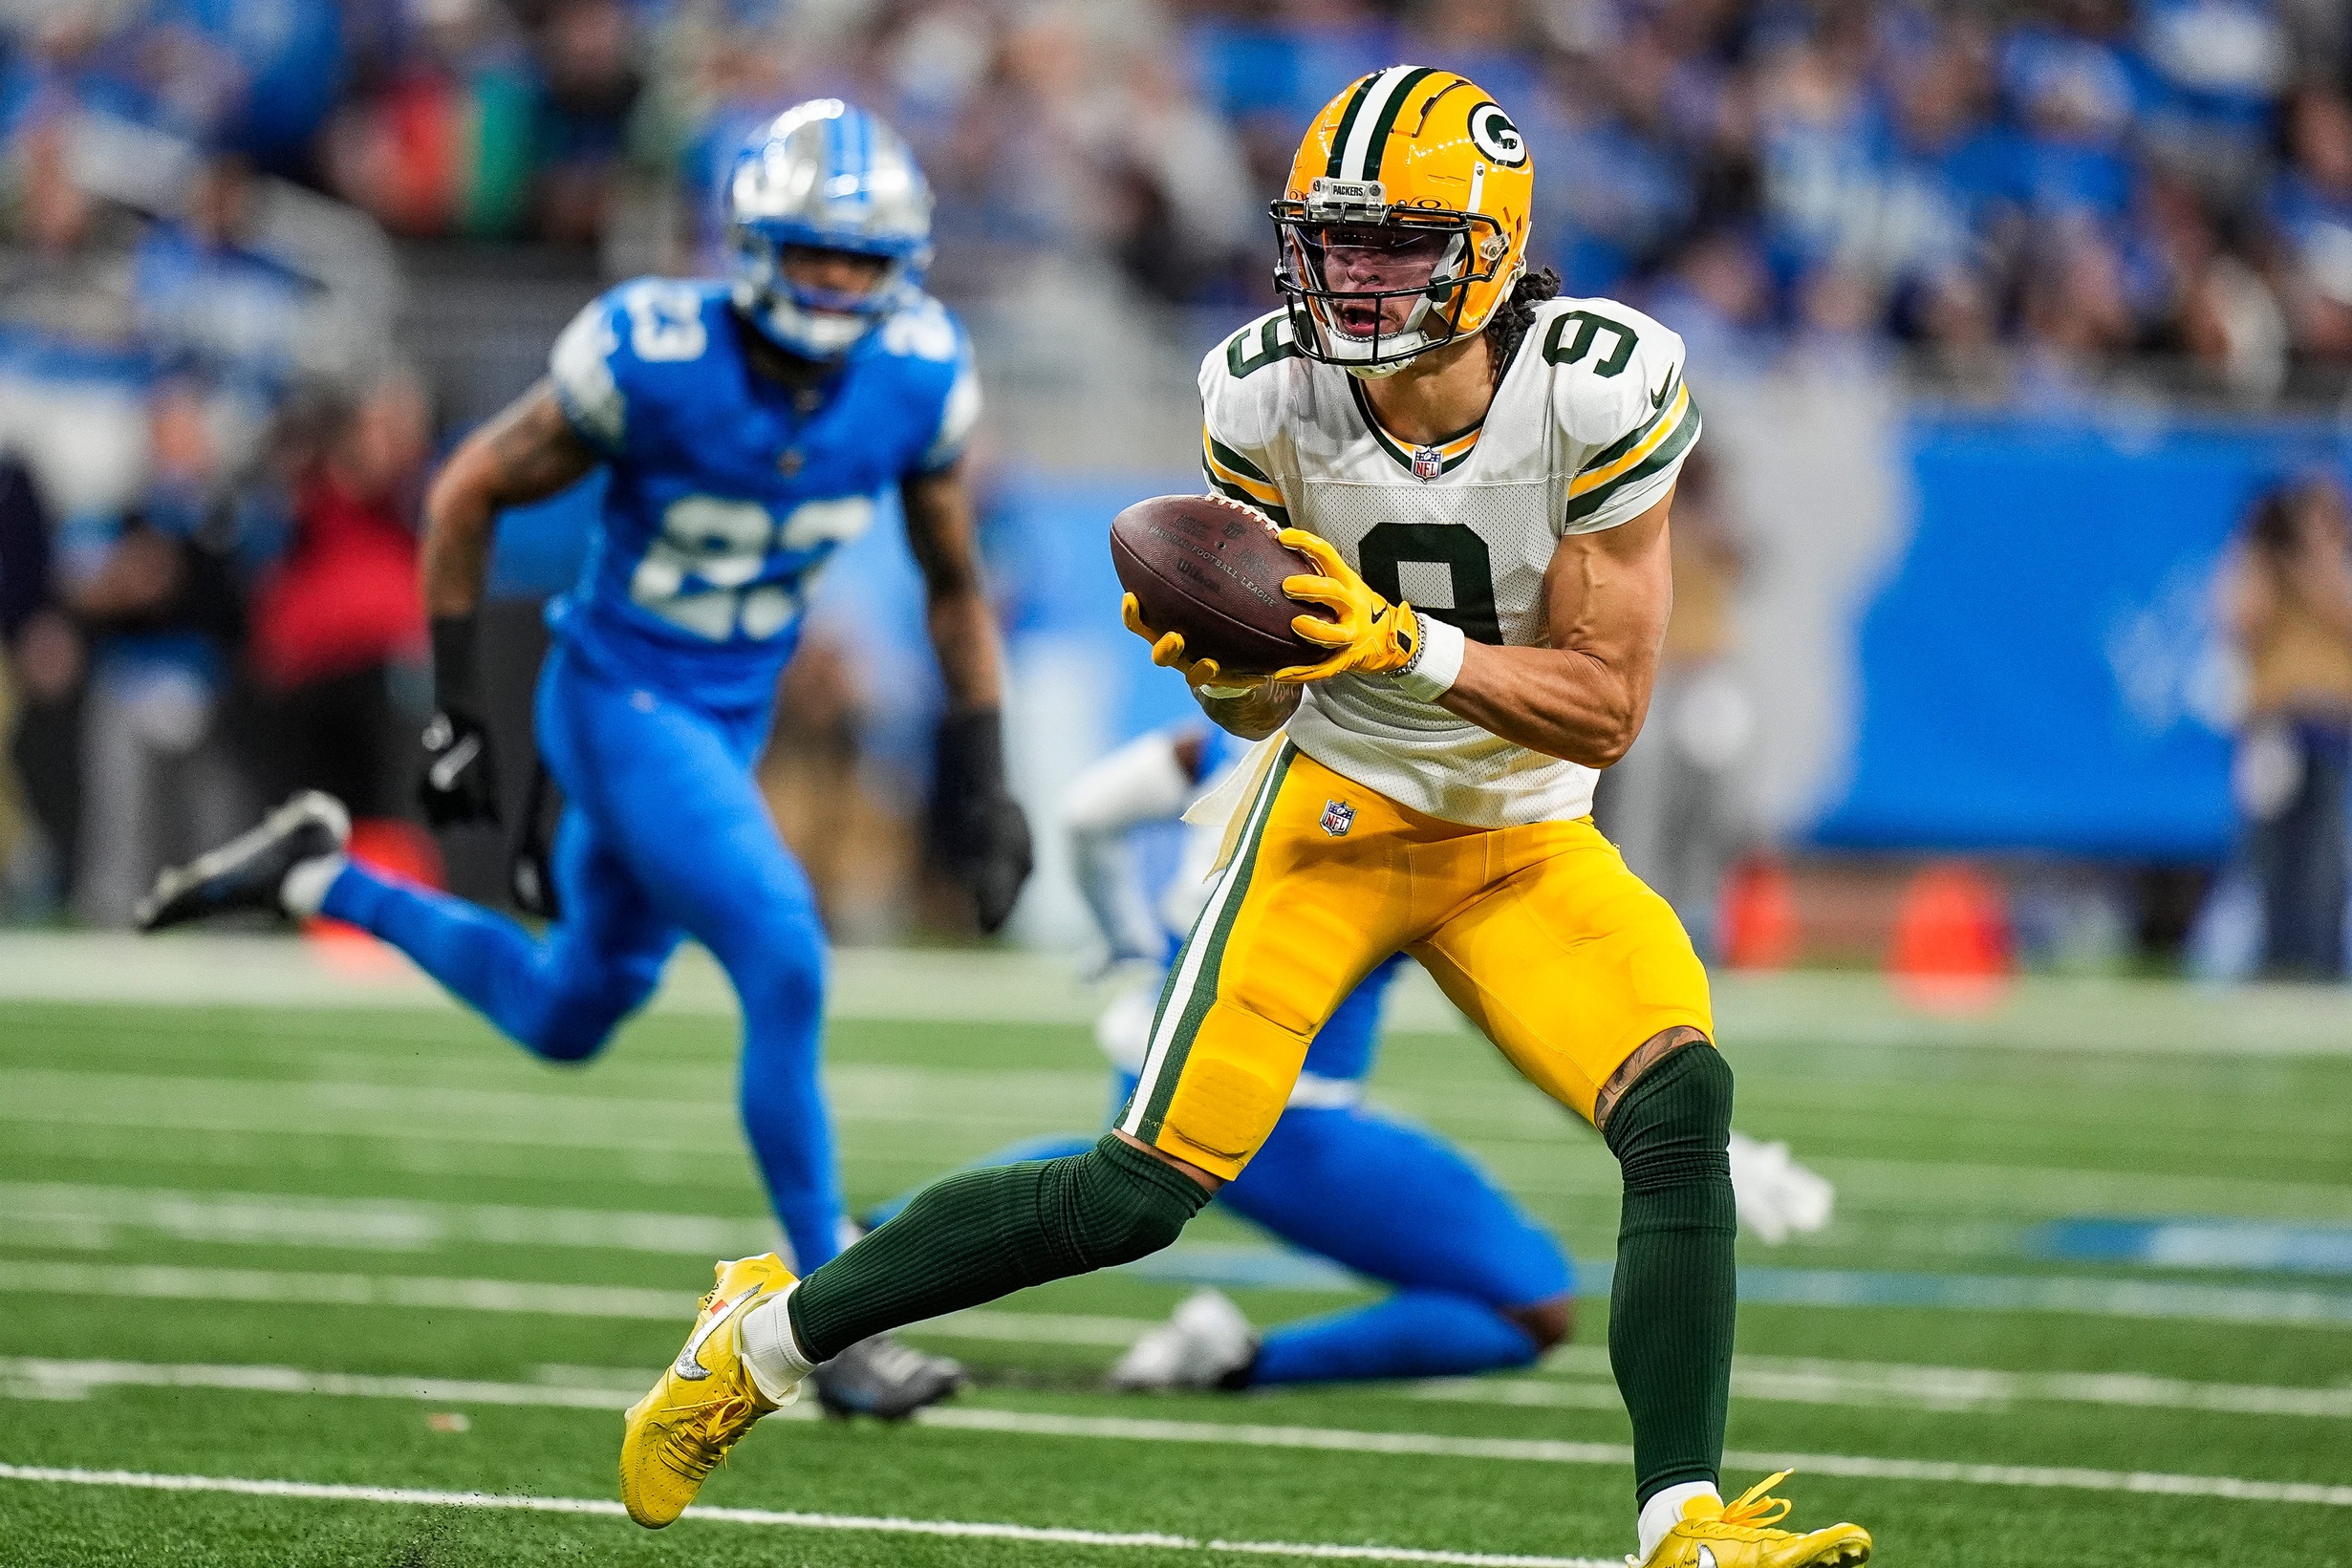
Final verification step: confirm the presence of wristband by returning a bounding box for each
[430,614,484,712]
[937,707,1007,797]
[1392,614,1465,702]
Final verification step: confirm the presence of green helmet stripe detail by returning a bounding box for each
[1350,66,1437,183]
[1323,75,1383,180]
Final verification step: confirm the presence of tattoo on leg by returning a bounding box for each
[1593,1026,1711,1132]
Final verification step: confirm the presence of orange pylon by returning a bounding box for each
[1888,860,2013,1013]
[1720,855,1799,971]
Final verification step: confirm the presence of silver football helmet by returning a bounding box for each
[725,99,935,359]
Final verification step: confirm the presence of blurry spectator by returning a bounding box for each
[1644,225,1774,372]
[1996,7,2139,228]
[2222,475,2352,978]
[0,456,71,911]
[2014,220,2134,405]
[2133,0,2288,204]
[530,0,641,244]
[245,370,429,820]
[61,379,248,927]
[1593,449,1751,959]
[322,0,538,239]
[1099,54,1258,304]
[2267,86,2352,367]
[129,154,313,465]
[0,114,141,349]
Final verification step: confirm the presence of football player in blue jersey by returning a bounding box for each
[866,720,1833,1391]
[137,100,1029,1418]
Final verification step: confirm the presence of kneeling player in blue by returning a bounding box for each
[137,101,1031,1418]
[869,721,1832,1390]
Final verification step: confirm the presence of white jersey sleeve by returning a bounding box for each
[1198,311,1299,527]
[1544,301,1699,534]
[548,292,629,453]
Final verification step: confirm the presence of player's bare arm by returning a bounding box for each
[900,457,1004,711]
[1435,488,1676,769]
[413,379,598,827]
[1196,679,1301,741]
[902,457,1034,932]
[420,381,597,617]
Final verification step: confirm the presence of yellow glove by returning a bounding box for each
[1272,529,1421,683]
[1121,592,1266,695]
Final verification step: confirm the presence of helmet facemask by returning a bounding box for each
[728,221,927,359]
[1271,179,1508,377]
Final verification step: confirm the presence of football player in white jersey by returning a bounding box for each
[611,68,1869,1568]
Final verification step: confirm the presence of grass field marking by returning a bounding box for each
[1477,1349,2352,1419]
[0,1066,1102,1147]
[13,1357,2352,1511]
[22,1078,2352,1228]
[0,1261,1152,1344]
[0,1180,781,1257]
[25,932,2352,1051]
[20,1251,2352,1335]
[0,1463,1614,1567]
[0,1260,693,1318]
[1717,1449,2352,1507]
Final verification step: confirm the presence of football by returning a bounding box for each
[1109,494,1333,677]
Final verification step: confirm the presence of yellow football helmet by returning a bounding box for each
[1272,67,1534,376]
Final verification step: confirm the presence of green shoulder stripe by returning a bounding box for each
[1582,374,1681,477]
[1207,436,1273,485]
[1562,405,1701,526]
[1205,471,1290,528]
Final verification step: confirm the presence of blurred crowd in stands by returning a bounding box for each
[8,0,2352,936]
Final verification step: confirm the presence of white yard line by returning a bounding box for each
[0,1259,1143,1344]
[0,1181,780,1257]
[12,1245,2352,1334]
[0,1066,1103,1146]
[0,1462,1608,1568]
[5,1358,2350,1509]
[12,1254,2352,1400]
[1427,1355,2352,1419]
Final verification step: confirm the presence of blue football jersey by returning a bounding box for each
[544,276,979,709]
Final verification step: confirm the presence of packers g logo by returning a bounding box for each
[1466,103,1526,169]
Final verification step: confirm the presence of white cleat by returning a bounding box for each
[1109,1288,1259,1391]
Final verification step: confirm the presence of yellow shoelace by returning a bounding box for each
[1697,1471,1797,1539]
[656,1389,763,1481]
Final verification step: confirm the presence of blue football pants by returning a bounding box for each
[322,643,843,1271]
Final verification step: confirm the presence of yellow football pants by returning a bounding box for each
[1117,741,1714,1179]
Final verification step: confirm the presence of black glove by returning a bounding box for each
[934,708,1032,934]
[419,615,501,827]
[507,759,562,919]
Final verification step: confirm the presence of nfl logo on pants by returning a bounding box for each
[1320,799,1356,837]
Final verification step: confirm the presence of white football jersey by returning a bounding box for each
[1198,298,1700,827]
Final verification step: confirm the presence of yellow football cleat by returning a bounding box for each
[1638,1472,1871,1568]
[619,1254,797,1528]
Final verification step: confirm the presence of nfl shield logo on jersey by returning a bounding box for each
[1320,799,1356,837]
[1411,445,1443,481]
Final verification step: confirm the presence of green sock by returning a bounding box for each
[789,1133,1211,1363]
[1603,1043,1737,1505]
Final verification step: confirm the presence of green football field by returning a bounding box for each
[3,935,2350,1567]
